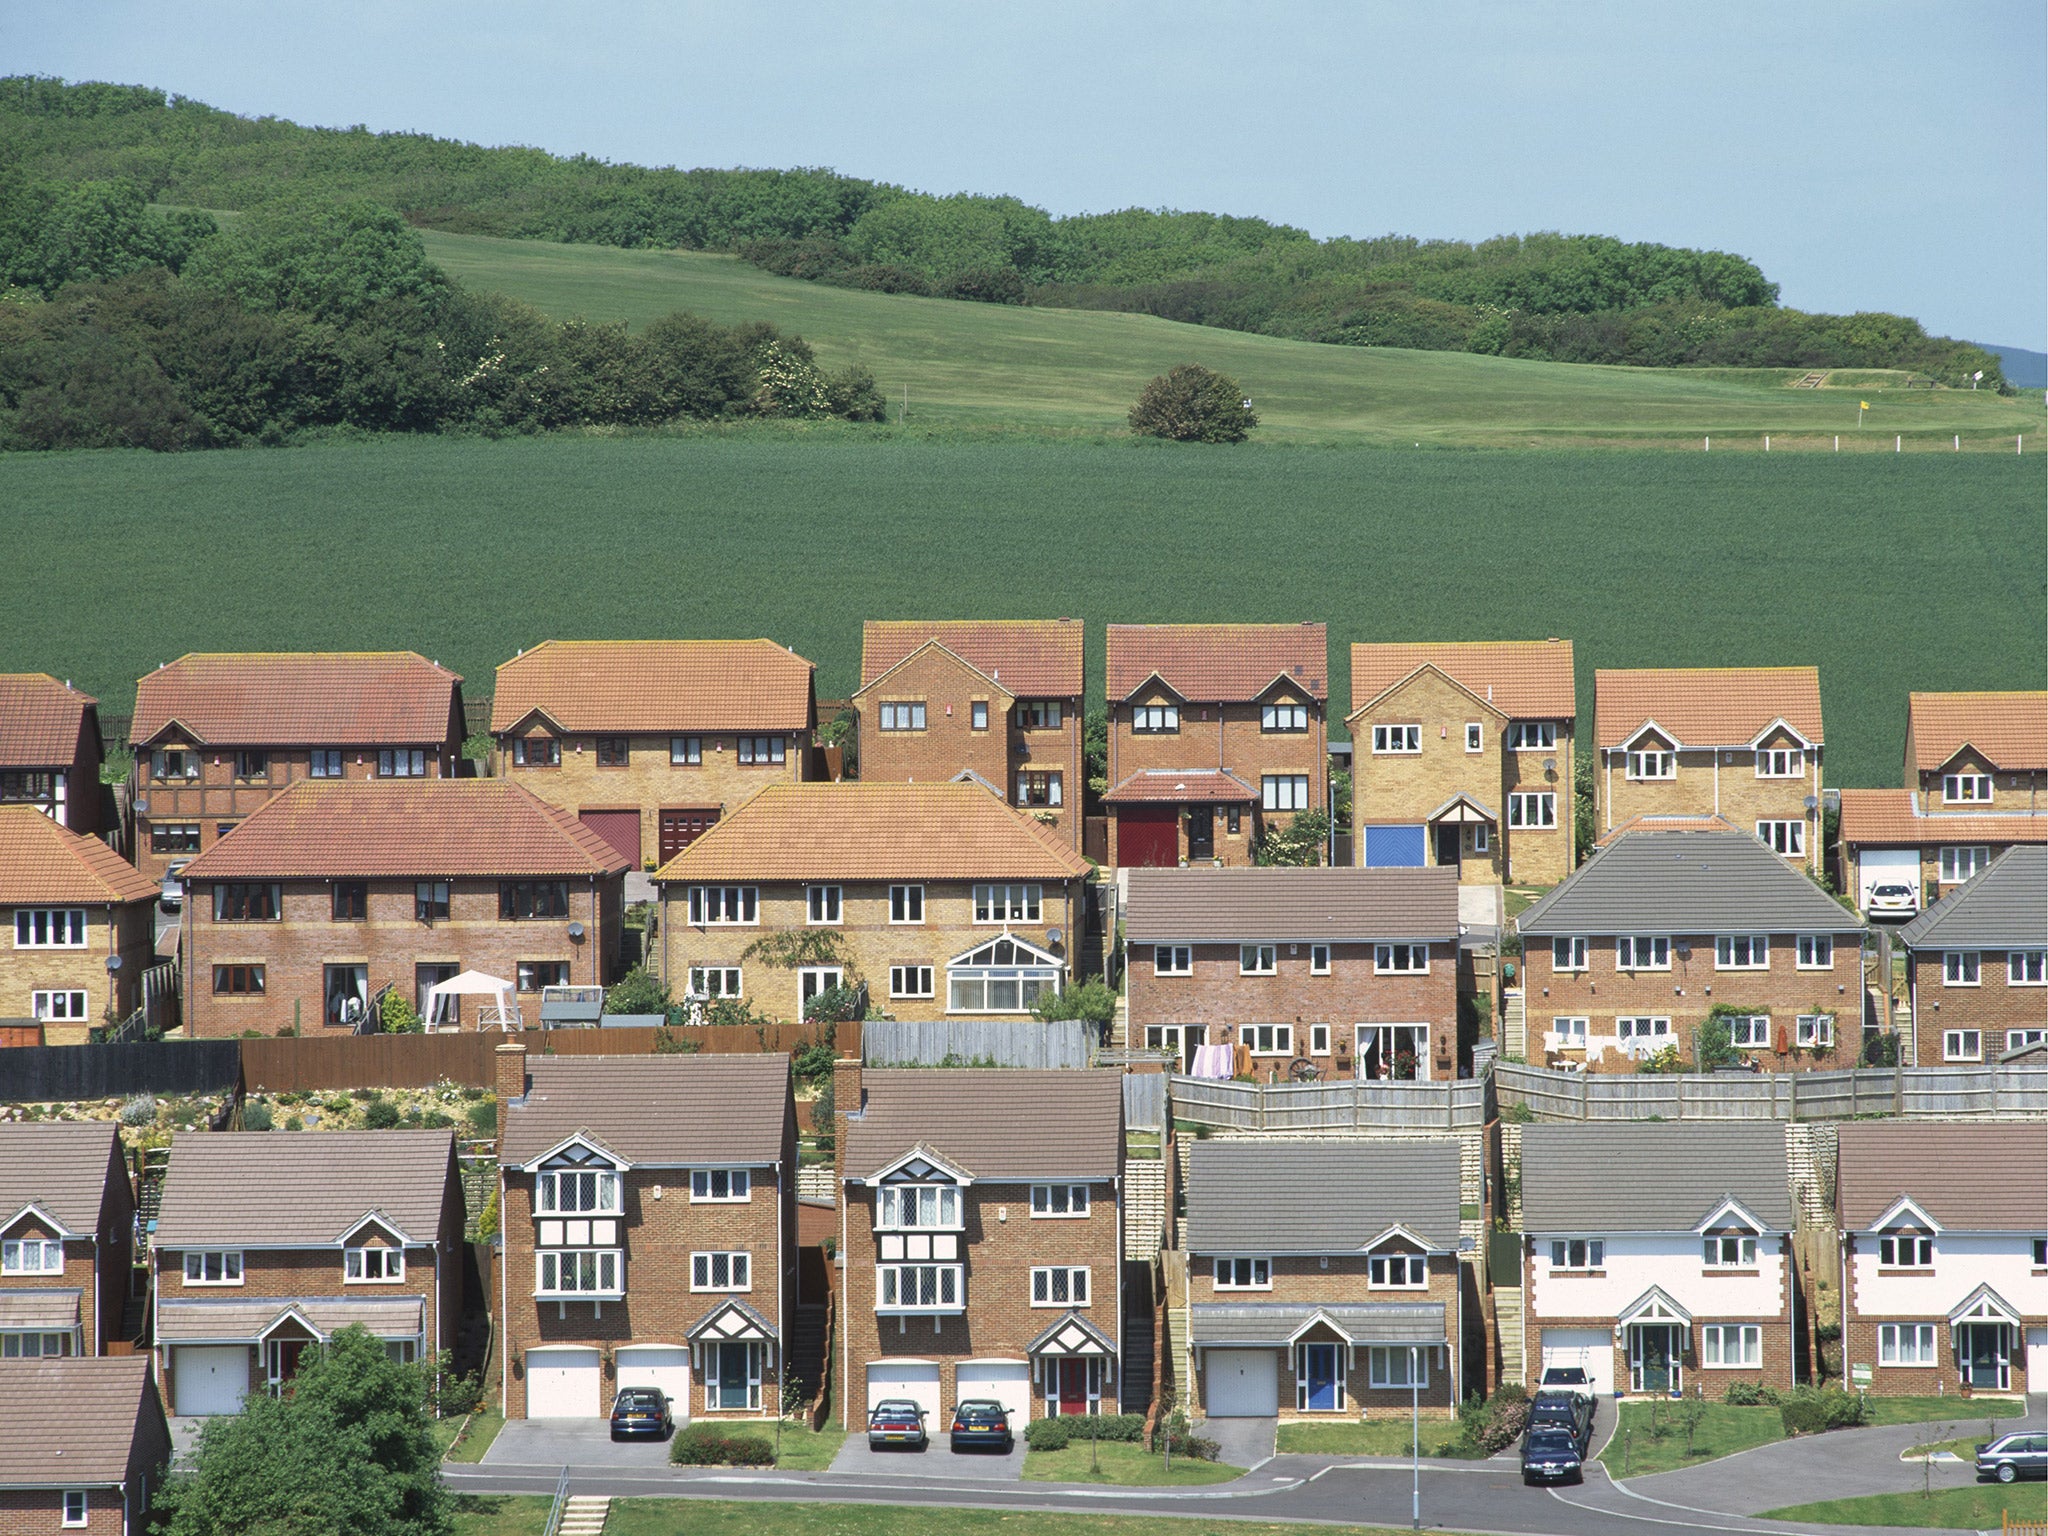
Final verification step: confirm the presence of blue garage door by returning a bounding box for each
[1364,825,1427,867]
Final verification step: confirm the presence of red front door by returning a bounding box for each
[1118,805,1179,868]
[1057,1358,1089,1416]
[659,807,720,862]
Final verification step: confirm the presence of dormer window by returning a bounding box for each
[537,1168,620,1215]
[1703,1233,1758,1267]
[1943,773,1992,804]
[1627,749,1675,780]
[345,1246,404,1283]
[877,1185,960,1231]
[1368,1252,1427,1289]
[1,1238,62,1275]
[1878,1234,1933,1268]
[1131,704,1179,734]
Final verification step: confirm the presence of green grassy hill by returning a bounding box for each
[419,230,2046,448]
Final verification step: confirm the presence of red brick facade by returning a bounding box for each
[1905,948,2048,1066]
[0,1133,134,1357]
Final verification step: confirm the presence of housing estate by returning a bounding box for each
[1515,828,1864,1070]
[1346,640,1576,884]
[854,620,1085,851]
[0,1356,170,1535]
[129,652,465,880]
[836,1062,1126,1428]
[1123,866,1462,1079]
[151,1130,464,1416]
[496,1045,798,1421]
[0,673,105,834]
[176,780,629,1037]
[1102,623,1328,868]
[654,782,1091,1022]
[1521,1122,1797,1397]
[1893,846,2047,1066]
[0,809,158,1043]
[0,1122,135,1359]
[1593,667,1824,874]
[1835,1120,2047,1398]
[491,639,817,867]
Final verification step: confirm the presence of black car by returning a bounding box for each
[867,1398,929,1450]
[1975,1431,2048,1483]
[1527,1388,1595,1448]
[948,1398,1014,1453]
[1538,1365,1595,1409]
[608,1387,674,1441]
[1522,1426,1585,1485]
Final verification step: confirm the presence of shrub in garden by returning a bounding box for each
[1723,1380,1780,1406]
[119,1093,157,1127]
[1024,1412,1146,1452]
[465,1099,497,1134]
[669,1423,775,1466]
[1779,1386,1866,1436]
[240,1100,274,1131]
[362,1097,401,1130]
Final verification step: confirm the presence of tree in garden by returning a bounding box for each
[1253,808,1331,866]
[1127,364,1257,443]
[1032,976,1116,1030]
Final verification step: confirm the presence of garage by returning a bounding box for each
[954,1359,1031,1425]
[1364,825,1427,868]
[866,1360,941,1424]
[1117,805,1179,868]
[1203,1348,1279,1416]
[174,1345,250,1416]
[615,1345,690,1418]
[1857,847,1919,913]
[578,809,642,867]
[2027,1326,2048,1388]
[525,1347,602,1417]
[1539,1327,1614,1396]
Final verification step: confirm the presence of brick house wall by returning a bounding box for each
[1911,745,2047,802]
[0,1488,133,1535]
[1845,838,2046,912]
[1840,1231,2044,1396]
[1906,949,2048,1066]
[0,704,103,837]
[0,901,156,1043]
[0,1135,131,1356]
[1598,730,1822,874]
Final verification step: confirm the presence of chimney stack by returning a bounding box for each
[496,1039,529,1116]
[832,1055,863,1187]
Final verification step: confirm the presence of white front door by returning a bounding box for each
[615,1346,691,1419]
[1538,1327,1613,1396]
[867,1360,941,1423]
[1204,1348,1278,1416]
[175,1345,251,1415]
[526,1347,601,1417]
[955,1359,1032,1425]
[2026,1326,2048,1388]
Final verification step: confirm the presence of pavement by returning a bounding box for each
[831,1431,1025,1479]
[485,1418,677,1469]
[1196,1414,1277,1469]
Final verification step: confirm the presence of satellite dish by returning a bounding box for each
[1045,927,1064,946]
[568,921,587,942]
[105,954,123,973]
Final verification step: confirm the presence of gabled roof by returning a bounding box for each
[1907,692,2048,773]
[651,782,1089,883]
[0,1123,120,1237]
[1837,1122,2047,1231]
[0,674,97,767]
[178,780,629,881]
[843,1070,1122,1184]
[1896,845,2047,950]
[1185,1141,1461,1254]
[0,1356,160,1487]
[490,639,814,734]
[1101,768,1258,804]
[1348,640,1575,721]
[1594,667,1822,749]
[500,1055,790,1167]
[1594,813,1743,847]
[1125,866,1459,944]
[1106,623,1327,704]
[1516,830,1858,936]
[860,620,1084,698]
[131,652,459,747]
[1520,1123,1793,1233]
[0,808,157,905]
[155,1130,454,1248]
[1837,789,2048,848]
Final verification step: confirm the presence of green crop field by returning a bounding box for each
[417,229,2047,449]
[3,436,2039,786]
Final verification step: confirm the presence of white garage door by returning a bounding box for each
[2027,1327,2048,1387]
[616,1346,691,1419]
[1539,1328,1614,1396]
[867,1360,941,1423]
[1858,847,1919,912]
[175,1345,250,1416]
[1204,1349,1278,1416]
[526,1348,602,1417]
[955,1359,1032,1425]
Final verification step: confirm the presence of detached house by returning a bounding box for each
[1894,845,2047,1066]
[0,809,158,1042]
[0,1357,170,1536]
[837,1064,1126,1429]
[1594,667,1824,874]
[655,783,1091,1022]
[1103,624,1328,868]
[1346,641,1576,884]
[1516,829,1864,1070]
[1182,1141,1464,1420]
[151,1130,464,1416]
[1123,866,1462,1079]
[0,674,105,834]
[1522,1123,1796,1397]
[497,1046,797,1421]
[1836,1121,2046,1398]
[178,780,628,1037]
[130,652,465,881]
[492,639,817,868]
[855,620,1086,850]
[0,1123,135,1359]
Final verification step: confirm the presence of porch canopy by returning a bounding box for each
[1428,793,1496,825]
[424,970,518,1032]
[1616,1285,1693,1329]
[1102,769,1257,804]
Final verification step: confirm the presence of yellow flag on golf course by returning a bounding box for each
[1860,400,1870,409]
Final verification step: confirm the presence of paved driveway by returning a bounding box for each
[1197,1415,1277,1468]
[483,1418,676,1469]
[831,1432,1024,1479]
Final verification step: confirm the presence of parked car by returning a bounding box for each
[1521,1425,1585,1485]
[160,861,189,913]
[1976,1431,2048,1483]
[948,1399,1014,1453]
[1866,882,1919,918]
[608,1387,673,1441]
[1537,1365,1595,1409]
[868,1398,929,1450]
[1528,1388,1594,1448]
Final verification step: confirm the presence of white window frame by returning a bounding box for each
[686,886,758,926]
[876,1184,962,1231]
[1262,702,1309,733]
[1944,1028,1982,1062]
[1701,1324,1761,1367]
[1755,748,1800,778]
[889,884,924,925]
[687,966,742,998]
[889,964,934,999]
[2010,1028,2048,1052]
[1939,845,1992,884]
[1943,773,1993,804]
[1715,935,1769,970]
[1308,1023,1331,1054]
[1368,1346,1428,1389]
[1617,935,1670,971]
[1263,774,1310,812]
[876,1262,963,1312]
[1702,1233,1758,1267]
[972,883,1041,924]
[1130,704,1179,733]
[1617,1016,1672,1045]
[1372,723,1421,755]
[0,1238,62,1275]
[1756,820,1805,856]
[1212,1257,1271,1291]
[1243,1023,1293,1056]
[1310,944,1331,975]
[1626,749,1675,780]
[535,1248,621,1298]
[1548,1237,1605,1270]
[535,1169,621,1215]
[798,966,844,1011]
[1549,1016,1589,1049]
[62,1490,86,1529]
[1465,721,1484,753]
[182,1250,243,1286]
[689,1169,750,1203]
[0,1332,71,1357]
[878,701,926,732]
[13,909,86,949]
[1878,1234,1934,1268]
[1944,951,1981,986]
[1795,934,1834,970]
[669,735,702,765]
[806,884,842,926]
[1030,1266,1090,1307]
[1878,1322,1938,1365]
[1240,944,1277,975]
[1152,945,1192,976]
[1508,792,1556,828]
[1510,721,1557,751]
[1725,1014,1770,1049]
[1368,1252,1428,1289]
[690,1250,752,1292]
[343,1245,404,1283]
[1471,823,1490,854]
[31,991,89,1022]
[1552,936,1588,972]
[1796,1013,1834,1049]
[2008,951,2047,986]
[1374,943,1429,975]
[1030,1184,1091,1218]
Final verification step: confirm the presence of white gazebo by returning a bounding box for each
[423,970,520,1032]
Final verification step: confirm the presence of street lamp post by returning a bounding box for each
[1410,1343,1420,1530]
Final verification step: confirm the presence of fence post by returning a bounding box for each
[1446,1077,1455,1130]
[1580,1071,1590,1120]
[1787,1073,1797,1122]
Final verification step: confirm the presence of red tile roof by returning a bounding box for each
[1837,788,2048,847]
[859,620,1084,698]
[1907,692,2048,773]
[178,780,630,880]
[1594,667,1823,749]
[1348,640,1575,720]
[131,653,460,747]
[0,674,96,766]
[0,808,156,905]
[1107,624,1327,703]
[490,640,814,734]
[1102,768,1258,804]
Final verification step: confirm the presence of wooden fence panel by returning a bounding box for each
[1495,1061,2048,1121]
[862,1020,1093,1069]
[241,1034,493,1092]
[0,1041,241,1102]
[1122,1073,1167,1130]
[1166,1075,1488,1131]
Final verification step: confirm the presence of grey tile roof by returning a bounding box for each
[1188,1301,1446,1347]
[1125,867,1461,944]
[1896,846,2048,951]
[0,1356,158,1486]
[1184,1140,1461,1253]
[0,1289,80,1330]
[154,1295,424,1342]
[1836,1122,2048,1231]
[501,1055,790,1167]
[155,1130,454,1248]
[0,1122,120,1235]
[843,1069,1122,1183]
[1516,830,1861,936]
[1520,1123,1793,1232]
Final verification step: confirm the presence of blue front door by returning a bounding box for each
[1364,825,1427,868]
[1302,1344,1340,1411]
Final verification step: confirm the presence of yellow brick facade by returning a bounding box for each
[1,902,157,1042]
[1598,726,1822,874]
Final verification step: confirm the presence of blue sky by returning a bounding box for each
[6,1,2042,347]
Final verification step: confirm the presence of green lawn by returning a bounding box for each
[763,1419,847,1472]
[435,1408,505,1464]
[1901,1435,1978,1460]
[1759,1484,2048,1528]
[1021,1440,1244,1485]
[450,1494,550,1536]
[1276,1419,1482,1458]
[1603,1397,2026,1480]
[604,1503,1412,1536]
[1862,1396,2024,1429]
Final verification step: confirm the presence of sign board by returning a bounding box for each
[1850,1364,1873,1387]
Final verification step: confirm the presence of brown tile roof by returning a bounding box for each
[0,674,96,766]
[1102,769,1258,804]
[131,652,460,747]
[177,780,630,881]
[651,782,1090,883]
[0,1292,82,1331]
[860,621,1084,698]
[1837,1121,2048,1230]
[1107,624,1327,703]
[500,1054,790,1166]
[490,640,814,733]
[0,1123,120,1235]
[1837,789,2048,847]
[0,1356,158,1486]
[1907,691,2048,772]
[1594,667,1823,749]
[155,1294,424,1343]
[0,808,157,905]
[1125,866,1460,943]
[154,1130,455,1247]
[1348,640,1575,720]
[844,1069,1122,1183]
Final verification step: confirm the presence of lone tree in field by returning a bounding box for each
[1128,364,1258,443]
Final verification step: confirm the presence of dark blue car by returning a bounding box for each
[1521,1426,1584,1485]
[608,1388,673,1441]
[948,1399,1014,1453]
